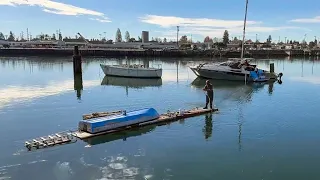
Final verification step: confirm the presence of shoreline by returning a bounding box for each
[0,48,320,58]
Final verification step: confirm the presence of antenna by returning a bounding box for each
[176,26,180,49]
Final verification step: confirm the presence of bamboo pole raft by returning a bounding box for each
[24,107,218,150]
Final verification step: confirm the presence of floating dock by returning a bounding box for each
[24,107,218,150]
[24,130,77,151]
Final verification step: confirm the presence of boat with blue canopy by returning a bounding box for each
[78,108,160,134]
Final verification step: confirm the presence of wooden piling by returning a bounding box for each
[73,46,83,99]
[270,63,274,73]
[73,46,82,74]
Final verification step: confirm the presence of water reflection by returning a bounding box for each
[101,76,162,96]
[83,125,157,146]
[202,113,213,140]
[74,74,83,100]
[191,77,270,103]
[101,76,162,89]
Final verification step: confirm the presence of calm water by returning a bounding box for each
[0,56,320,180]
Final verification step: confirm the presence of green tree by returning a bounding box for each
[137,36,142,42]
[129,38,136,42]
[267,35,272,43]
[0,32,4,40]
[179,35,188,43]
[58,33,62,41]
[125,31,130,42]
[222,30,229,45]
[52,33,56,40]
[115,28,122,42]
[8,31,15,41]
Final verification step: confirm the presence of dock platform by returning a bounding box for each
[24,107,218,150]
[73,107,218,139]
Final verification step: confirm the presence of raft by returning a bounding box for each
[74,107,218,139]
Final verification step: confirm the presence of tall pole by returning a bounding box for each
[241,0,248,59]
[27,28,29,41]
[177,26,179,49]
[285,37,287,44]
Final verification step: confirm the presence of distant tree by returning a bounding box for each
[289,40,293,44]
[8,31,15,41]
[233,37,238,41]
[137,36,142,42]
[163,38,167,43]
[309,41,316,49]
[201,43,207,49]
[315,39,318,45]
[204,36,213,43]
[125,31,130,42]
[129,38,136,42]
[179,35,188,43]
[58,33,62,41]
[222,30,229,45]
[115,28,122,42]
[213,37,219,43]
[51,33,56,40]
[0,32,5,40]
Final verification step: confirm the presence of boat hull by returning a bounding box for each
[100,64,162,78]
[190,67,254,81]
[78,108,160,134]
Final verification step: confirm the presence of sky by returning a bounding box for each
[0,0,320,42]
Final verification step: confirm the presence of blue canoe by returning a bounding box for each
[78,108,160,134]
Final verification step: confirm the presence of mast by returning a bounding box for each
[241,0,249,59]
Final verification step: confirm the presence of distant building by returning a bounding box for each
[142,31,149,43]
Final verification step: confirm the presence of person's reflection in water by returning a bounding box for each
[203,113,213,140]
[268,82,274,95]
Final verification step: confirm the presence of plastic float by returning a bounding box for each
[24,107,218,150]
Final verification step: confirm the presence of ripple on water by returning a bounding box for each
[98,155,140,180]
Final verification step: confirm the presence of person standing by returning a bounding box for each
[202,80,214,109]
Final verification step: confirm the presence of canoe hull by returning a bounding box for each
[78,108,160,134]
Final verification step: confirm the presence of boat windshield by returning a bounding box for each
[219,61,242,69]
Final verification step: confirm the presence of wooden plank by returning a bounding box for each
[74,107,218,139]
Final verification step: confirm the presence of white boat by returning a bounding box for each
[189,0,281,82]
[190,58,278,82]
[100,64,162,78]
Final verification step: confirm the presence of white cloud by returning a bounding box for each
[140,14,302,39]
[289,16,320,23]
[140,14,262,28]
[0,0,111,23]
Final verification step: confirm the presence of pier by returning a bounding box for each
[1,47,320,58]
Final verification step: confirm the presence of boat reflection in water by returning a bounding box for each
[101,75,162,89]
[191,77,276,102]
[83,125,157,146]
[101,75,163,96]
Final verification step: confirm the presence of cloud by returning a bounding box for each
[89,17,111,23]
[289,16,320,23]
[140,14,302,39]
[0,0,111,23]
[140,14,262,28]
